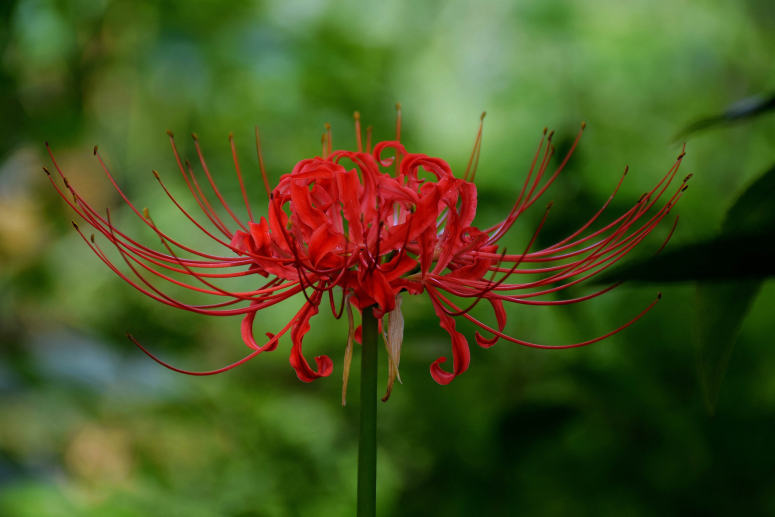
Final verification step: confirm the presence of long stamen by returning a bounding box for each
[533,165,629,257]
[163,132,231,238]
[437,201,552,317]
[53,153,284,289]
[495,184,686,297]
[60,171,242,267]
[140,208,272,301]
[192,135,249,232]
[487,122,586,245]
[228,132,254,222]
[90,147,234,260]
[429,286,662,350]
[354,111,363,152]
[152,169,233,248]
[73,222,274,316]
[326,123,332,156]
[184,159,232,238]
[521,122,586,211]
[463,111,486,182]
[111,208,296,304]
[656,215,680,254]
[483,128,551,241]
[395,102,402,142]
[497,127,547,227]
[127,310,300,375]
[254,126,272,199]
[455,173,686,298]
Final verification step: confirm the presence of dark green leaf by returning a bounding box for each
[593,164,775,412]
[595,231,775,283]
[598,163,775,284]
[722,163,775,234]
[696,164,775,412]
[694,281,761,413]
[675,92,775,138]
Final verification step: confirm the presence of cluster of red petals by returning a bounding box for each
[45,118,689,387]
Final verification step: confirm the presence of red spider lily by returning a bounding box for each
[44,107,689,403]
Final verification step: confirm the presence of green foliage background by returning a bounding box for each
[1,0,774,515]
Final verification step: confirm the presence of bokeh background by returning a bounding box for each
[2,0,775,515]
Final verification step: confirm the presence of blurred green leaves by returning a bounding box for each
[598,153,775,412]
[3,0,775,515]
[697,162,775,412]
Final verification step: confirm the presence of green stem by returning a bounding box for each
[357,307,378,517]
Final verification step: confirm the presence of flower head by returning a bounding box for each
[45,107,689,402]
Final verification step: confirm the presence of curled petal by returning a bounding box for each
[371,140,406,168]
[289,295,333,382]
[400,154,453,181]
[428,294,471,385]
[474,297,506,348]
[241,302,281,352]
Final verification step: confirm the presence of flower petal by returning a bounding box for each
[290,180,327,229]
[289,296,333,382]
[428,294,471,385]
[335,168,364,243]
[411,184,441,241]
[308,224,341,268]
[360,268,396,313]
[475,297,506,348]
[241,303,281,352]
[229,230,253,254]
[248,217,271,253]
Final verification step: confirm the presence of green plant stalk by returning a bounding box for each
[357,308,378,517]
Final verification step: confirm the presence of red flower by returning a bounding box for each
[45,108,689,402]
